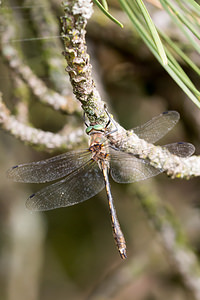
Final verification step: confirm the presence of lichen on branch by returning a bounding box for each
[61,0,109,126]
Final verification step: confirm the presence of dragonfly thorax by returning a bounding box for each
[89,142,109,162]
[89,131,109,170]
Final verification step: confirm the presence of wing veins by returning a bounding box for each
[7,150,91,183]
[26,159,105,211]
[132,111,180,143]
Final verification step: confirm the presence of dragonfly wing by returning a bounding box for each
[26,159,104,211]
[109,141,195,184]
[163,142,195,157]
[7,150,91,183]
[132,111,180,143]
[110,148,162,183]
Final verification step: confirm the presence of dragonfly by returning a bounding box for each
[7,111,195,259]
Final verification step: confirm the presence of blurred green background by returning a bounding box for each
[0,1,200,300]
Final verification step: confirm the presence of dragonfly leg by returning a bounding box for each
[104,105,118,137]
[83,111,89,127]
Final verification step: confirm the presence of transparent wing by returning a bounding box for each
[110,154,161,183]
[26,159,105,211]
[132,111,180,143]
[110,148,162,183]
[110,141,194,183]
[7,150,91,183]
[162,142,195,157]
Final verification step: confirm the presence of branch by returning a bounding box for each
[1,2,200,297]
[0,93,86,151]
[87,180,200,300]
[110,130,200,179]
[60,0,200,179]
[61,0,109,125]
[87,181,200,300]
[24,0,74,96]
[133,183,200,300]
[60,7,200,297]
[0,8,79,114]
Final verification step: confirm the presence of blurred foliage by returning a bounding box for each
[0,1,200,300]
[97,0,200,108]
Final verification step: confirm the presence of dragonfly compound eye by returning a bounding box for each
[86,124,105,134]
[93,124,105,131]
[86,126,93,134]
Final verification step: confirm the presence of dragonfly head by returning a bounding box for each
[86,124,105,135]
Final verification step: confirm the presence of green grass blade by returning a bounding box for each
[161,33,200,76]
[135,0,167,65]
[101,0,108,11]
[163,0,200,40]
[166,53,200,97]
[93,0,123,28]
[160,0,200,54]
[180,0,200,18]
[118,0,200,108]
[164,63,200,108]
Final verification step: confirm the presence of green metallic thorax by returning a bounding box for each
[86,124,105,134]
